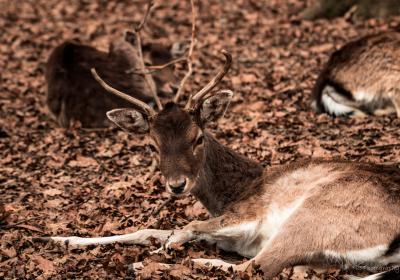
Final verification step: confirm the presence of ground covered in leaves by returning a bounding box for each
[1,0,400,279]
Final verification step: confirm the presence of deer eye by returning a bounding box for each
[149,144,158,153]
[194,135,204,147]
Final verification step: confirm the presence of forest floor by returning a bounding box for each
[1,0,400,279]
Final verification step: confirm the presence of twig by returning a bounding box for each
[135,0,154,32]
[0,216,40,229]
[174,0,197,103]
[126,57,187,74]
[369,143,400,149]
[152,197,174,215]
[144,157,158,181]
[134,0,163,110]
[343,4,358,20]
[148,157,158,175]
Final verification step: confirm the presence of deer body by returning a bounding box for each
[158,128,400,278]
[42,51,400,279]
[312,32,400,118]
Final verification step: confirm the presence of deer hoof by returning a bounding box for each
[150,246,164,255]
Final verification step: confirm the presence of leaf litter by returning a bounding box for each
[1,0,400,279]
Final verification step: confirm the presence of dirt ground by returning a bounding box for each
[1,0,400,279]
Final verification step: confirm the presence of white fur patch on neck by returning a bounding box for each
[321,85,355,116]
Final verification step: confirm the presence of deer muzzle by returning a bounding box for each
[167,177,187,195]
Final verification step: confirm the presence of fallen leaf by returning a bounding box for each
[68,155,98,167]
[34,255,55,274]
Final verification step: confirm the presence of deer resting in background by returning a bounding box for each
[312,32,400,118]
[45,31,174,128]
[41,50,400,280]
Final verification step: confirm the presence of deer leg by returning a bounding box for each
[373,107,396,116]
[151,215,257,270]
[162,215,236,250]
[390,93,400,118]
[35,229,173,246]
[248,233,311,279]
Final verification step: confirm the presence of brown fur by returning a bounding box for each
[150,102,263,215]
[178,159,400,278]
[312,32,400,117]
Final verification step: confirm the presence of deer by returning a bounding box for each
[37,48,400,280]
[312,32,400,118]
[45,30,178,128]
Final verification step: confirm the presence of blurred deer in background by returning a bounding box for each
[46,31,156,128]
[40,49,400,280]
[312,32,400,118]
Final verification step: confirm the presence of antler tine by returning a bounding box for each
[185,50,232,109]
[133,0,163,111]
[91,68,156,117]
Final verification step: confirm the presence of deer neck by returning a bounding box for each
[190,132,264,216]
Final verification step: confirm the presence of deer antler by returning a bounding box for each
[185,49,232,109]
[91,68,156,117]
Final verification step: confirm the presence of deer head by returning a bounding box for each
[109,31,142,71]
[93,50,233,195]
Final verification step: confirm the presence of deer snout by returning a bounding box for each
[167,177,187,194]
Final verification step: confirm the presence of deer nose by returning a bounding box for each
[167,178,187,194]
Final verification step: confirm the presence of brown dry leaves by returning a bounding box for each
[1,0,400,279]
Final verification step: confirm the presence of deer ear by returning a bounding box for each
[200,90,233,123]
[124,30,137,46]
[106,109,149,134]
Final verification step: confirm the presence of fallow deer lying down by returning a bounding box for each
[40,51,400,279]
[46,31,174,128]
[312,32,400,118]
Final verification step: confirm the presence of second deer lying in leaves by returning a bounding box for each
[312,32,400,118]
[41,51,400,279]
